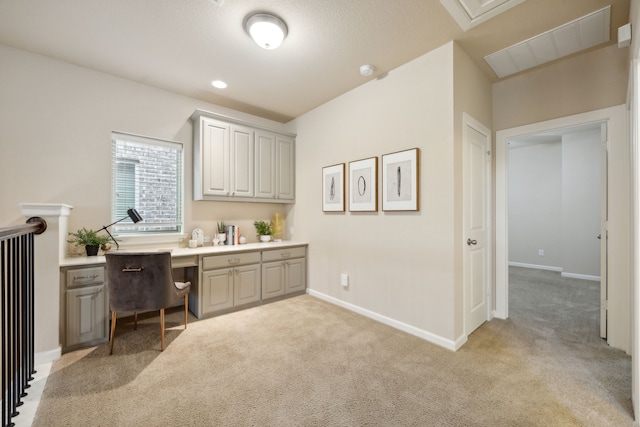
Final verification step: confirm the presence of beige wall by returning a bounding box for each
[291,42,491,346]
[0,44,288,248]
[493,43,629,131]
[453,43,493,338]
[0,44,295,356]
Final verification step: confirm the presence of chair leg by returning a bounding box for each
[184,294,188,329]
[109,311,117,355]
[160,308,165,351]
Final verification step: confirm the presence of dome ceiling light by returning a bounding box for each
[244,13,288,50]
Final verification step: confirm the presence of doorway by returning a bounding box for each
[495,105,629,352]
[507,123,605,335]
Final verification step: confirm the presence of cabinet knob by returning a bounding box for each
[227,258,240,265]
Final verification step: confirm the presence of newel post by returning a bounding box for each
[20,203,73,363]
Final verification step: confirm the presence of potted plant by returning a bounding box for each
[216,221,226,245]
[253,220,273,242]
[68,227,114,256]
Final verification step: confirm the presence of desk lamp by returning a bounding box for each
[97,208,143,250]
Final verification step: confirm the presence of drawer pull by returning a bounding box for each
[280,252,291,258]
[227,258,240,265]
[122,267,144,272]
[73,274,99,281]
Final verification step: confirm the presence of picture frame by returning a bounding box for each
[349,157,378,212]
[322,163,345,212]
[382,148,420,211]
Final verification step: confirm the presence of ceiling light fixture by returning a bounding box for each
[211,80,228,89]
[244,13,288,50]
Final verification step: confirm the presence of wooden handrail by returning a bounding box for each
[0,217,47,242]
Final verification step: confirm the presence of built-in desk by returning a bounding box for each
[59,241,308,352]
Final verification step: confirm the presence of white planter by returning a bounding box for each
[259,235,271,242]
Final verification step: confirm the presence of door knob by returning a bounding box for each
[467,239,477,246]
[597,234,601,239]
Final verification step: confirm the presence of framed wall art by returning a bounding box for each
[382,148,420,211]
[349,157,378,212]
[322,163,345,212]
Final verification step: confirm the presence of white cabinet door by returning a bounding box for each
[276,135,295,201]
[202,268,234,315]
[285,258,306,294]
[66,284,106,347]
[234,264,261,306]
[262,261,285,300]
[255,131,277,199]
[192,111,294,203]
[231,125,254,198]
[202,118,230,197]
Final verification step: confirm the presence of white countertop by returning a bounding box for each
[60,240,308,268]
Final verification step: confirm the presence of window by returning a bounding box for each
[111,132,184,235]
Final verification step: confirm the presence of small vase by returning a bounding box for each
[85,245,99,256]
[216,233,226,245]
[259,235,271,242]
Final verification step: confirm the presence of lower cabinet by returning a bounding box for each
[262,246,306,301]
[61,265,108,351]
[200,252,261,316]
[60,245,308,349]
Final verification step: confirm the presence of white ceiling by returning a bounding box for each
[0,0,630,123]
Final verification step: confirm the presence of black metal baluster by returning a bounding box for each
[2,240,8,427]
[0,218,44,427]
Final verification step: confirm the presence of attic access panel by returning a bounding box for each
[440,0,526,31]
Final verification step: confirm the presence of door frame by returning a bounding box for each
[463,113,492,335]
[495,105,624,321]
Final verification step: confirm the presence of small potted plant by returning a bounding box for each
[216,221,226,245]
[253,220,273,242]
[68,227,114,256]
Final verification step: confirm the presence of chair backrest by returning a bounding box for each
[105,251,180,312]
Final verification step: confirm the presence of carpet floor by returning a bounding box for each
[32,267,633,426]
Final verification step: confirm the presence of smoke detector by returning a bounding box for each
[360,64,374,77]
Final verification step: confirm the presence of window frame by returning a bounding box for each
[111,131,185,239]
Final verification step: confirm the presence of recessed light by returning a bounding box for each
[211,80,227,89]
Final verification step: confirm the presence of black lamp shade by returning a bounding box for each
[127,209,143,223]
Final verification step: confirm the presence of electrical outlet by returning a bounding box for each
[340,273,349,287]
[538,249,544,256]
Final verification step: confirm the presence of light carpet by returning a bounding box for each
[32,268,633,426]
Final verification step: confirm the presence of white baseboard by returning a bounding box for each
[35,346,61,365]
[509,262,600,281]
[508,262,562,272]
[561,272,600,281]
[306,289,459,351]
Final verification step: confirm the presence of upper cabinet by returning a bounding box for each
[191,110,296,203]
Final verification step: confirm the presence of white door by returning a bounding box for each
[463,114,492,335]
[600,122,608,339]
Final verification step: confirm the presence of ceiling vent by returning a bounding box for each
[440,0,525,31]
[484,6,611,78]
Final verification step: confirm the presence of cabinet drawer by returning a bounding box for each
[262,246,306,262]
[172,255,199,268]
[66,267,105,288]
[202,251,261,270]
